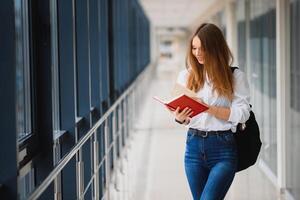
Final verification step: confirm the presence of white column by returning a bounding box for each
[276,0,289,197]
[245,0,251,77]
[150,25,159,64]
[225,0,237,64]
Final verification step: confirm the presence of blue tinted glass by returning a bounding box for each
[15,0,26,139]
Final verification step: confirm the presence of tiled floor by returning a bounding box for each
[131,60,279,200]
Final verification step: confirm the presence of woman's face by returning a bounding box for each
[192,36,205,64]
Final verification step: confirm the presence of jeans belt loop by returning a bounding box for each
[202,131,208,138]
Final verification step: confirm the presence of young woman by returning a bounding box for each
[173,23,251,199]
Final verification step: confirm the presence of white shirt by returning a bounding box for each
[176,68,251,133]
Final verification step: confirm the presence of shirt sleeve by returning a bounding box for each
[228,69,251,124]
[176,69,189,86]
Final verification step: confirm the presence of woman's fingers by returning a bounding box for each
[187,110,194,117]
[174,107,180,115]
[180,107,193,117]
[175,107,186,115]
[174,107,194,122]
[183,109,193,117]
[175,107,194,120]
[179,107,189,115]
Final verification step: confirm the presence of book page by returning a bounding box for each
[171,83,197,98]
[152,96,166,104]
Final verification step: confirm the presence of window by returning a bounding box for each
[15,0,35,199]
[287,0,300,198]
[249,0,277,175]
[15,0,32,142]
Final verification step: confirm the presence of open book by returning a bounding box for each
[171,83,197,98]
[153,94,209,118]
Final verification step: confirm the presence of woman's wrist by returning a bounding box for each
[175,118,185,124]
[214,106,220,116]
[175,118,191,125]
[183,118,190,125]
[207,106,219,116]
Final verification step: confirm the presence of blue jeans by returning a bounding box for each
[184,129,237,200]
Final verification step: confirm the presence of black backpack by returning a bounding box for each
[231,67,262,172]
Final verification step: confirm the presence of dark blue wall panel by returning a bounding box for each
[57,0,77,199]
[89,0,101,115]
[58,0,76,138]
[75,0,90,120]
[0,1,17,199]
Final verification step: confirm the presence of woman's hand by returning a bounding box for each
[174,107,194,123]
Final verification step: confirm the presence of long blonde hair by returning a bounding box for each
[186,23,234,101]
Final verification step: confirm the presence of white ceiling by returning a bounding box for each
[139,0,218,29]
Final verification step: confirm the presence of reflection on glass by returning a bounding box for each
[15,1,35,198]
[249,0,277,175]
[15,0,31,140]
[18,167,35,200]
[287,0,300,198]
[236,0,246,71]
[15,0,25,138]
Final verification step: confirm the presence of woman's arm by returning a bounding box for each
[206,69,251,123]
[190,97,231,121]
[206,106,230,121]
[195,70,250,123]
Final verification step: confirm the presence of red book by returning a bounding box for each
[153,94,209,118]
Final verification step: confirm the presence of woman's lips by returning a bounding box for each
[196,57,204,63]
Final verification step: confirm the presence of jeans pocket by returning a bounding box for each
[186,131,195,144]
[217,132,236,146]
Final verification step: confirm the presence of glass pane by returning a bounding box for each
[15,0,31,140]
[236,0,246,71]
[18,167,35,200]
[249,0,277,175]
[15,0,26,138]
[287,0,300,198]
